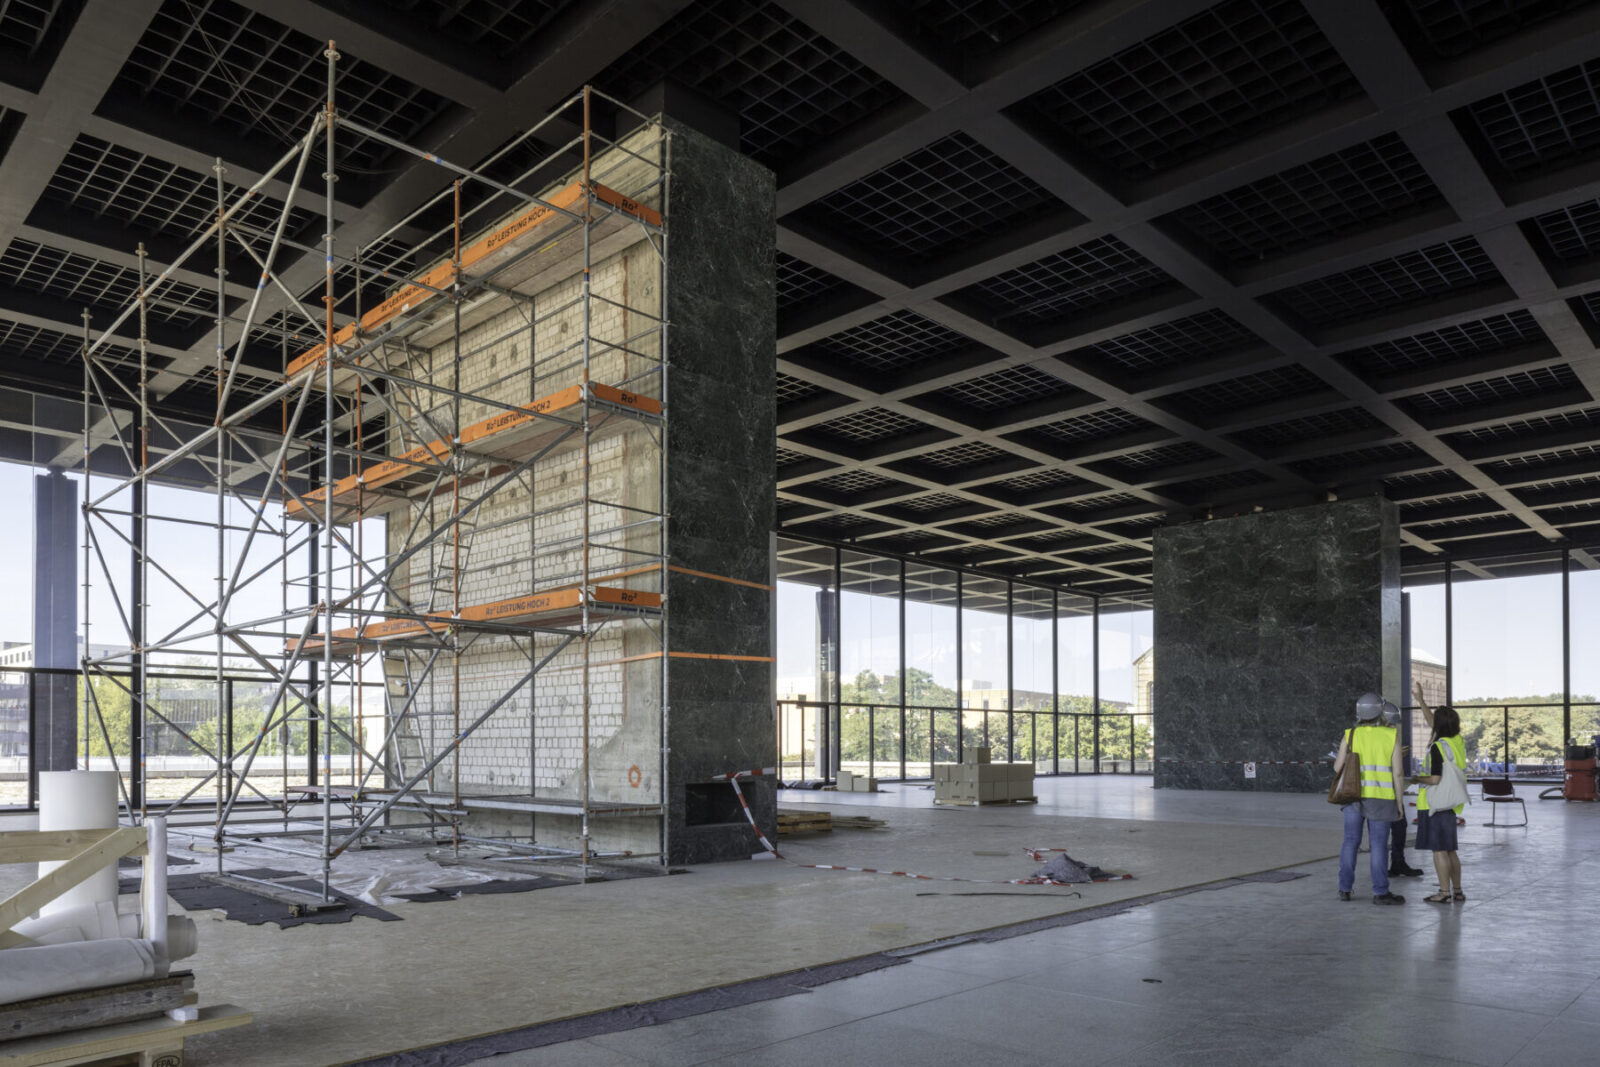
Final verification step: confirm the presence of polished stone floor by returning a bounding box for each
[471,776,1600,1067]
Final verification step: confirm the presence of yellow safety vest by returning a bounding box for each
[1351,724,1397,800]
[1418,734,1467,814]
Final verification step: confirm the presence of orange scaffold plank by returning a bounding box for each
[284,381,661,523]
[290,585,662,657]
[286,180,662,382]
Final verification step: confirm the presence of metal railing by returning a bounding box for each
[1,665,381,812]
[776,699,1153,783]
[1404,702,1597,780]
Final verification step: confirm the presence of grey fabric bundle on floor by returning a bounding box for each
[1032,853,1111,883]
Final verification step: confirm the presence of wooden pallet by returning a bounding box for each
[0,1004,251,1067]
[0,974,195,1044]
[776,811,832,835]
[933,796,1039,807]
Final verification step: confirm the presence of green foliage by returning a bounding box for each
[1446,694,1599,764]
[826,668,1149,769]
[77,674,356,759]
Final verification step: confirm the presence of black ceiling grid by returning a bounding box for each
[4,2,1600,595]
[761,0,1600,593]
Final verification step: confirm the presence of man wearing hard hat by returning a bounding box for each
[1333,692,1408,904]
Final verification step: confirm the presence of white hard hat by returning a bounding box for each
[1355,692,1383,721]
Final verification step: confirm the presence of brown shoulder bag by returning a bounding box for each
[1327,729,1361,805]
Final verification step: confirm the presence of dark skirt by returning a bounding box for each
[1414,808,1459,851]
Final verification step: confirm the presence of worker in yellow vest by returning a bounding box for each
[1333,692,1407,904]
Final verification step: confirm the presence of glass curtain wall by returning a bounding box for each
[904,563,958,776]
[775,539,835,780]
[1012,584,1054,771]
[774,538,1154,782]
[1057,592,1096,773]
[1097,597,1154,773]
[961,576,1010,760]
[1400,547,1598,778]
[1571,554,1600,749]
[839,550,900,779]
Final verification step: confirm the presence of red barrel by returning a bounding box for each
[1564,746,1598,801]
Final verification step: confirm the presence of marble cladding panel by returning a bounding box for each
[659,119,776,862]
[1152,497,1401,792]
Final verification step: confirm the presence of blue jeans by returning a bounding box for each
[1339,805,1391,896]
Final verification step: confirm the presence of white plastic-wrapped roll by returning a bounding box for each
[37,771,119,917]
[0,939,159,1006]
[7,902,198,962]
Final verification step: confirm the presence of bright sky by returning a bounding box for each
[0,459,378,670]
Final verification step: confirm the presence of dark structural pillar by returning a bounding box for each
[658,116,777,864]
[1152,497,1401,792]
[32,469,78,771]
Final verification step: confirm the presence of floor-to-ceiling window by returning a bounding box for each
[775,538,835,781]
[1012,584,1054,771]
[1449,552,1565,772]
[1097,598,1153,773]
[961,576,1009,760]
[839,550,900,779]
[1400,547,1598,779]
[904,563,958,776]
[1571,554,1600,751]
[1056,592,1096,773]
[772,536,1156,782]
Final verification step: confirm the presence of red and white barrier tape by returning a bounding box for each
[710,766,778,781]
[722,770,1129,888]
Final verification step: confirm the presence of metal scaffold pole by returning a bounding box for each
[320,39,340,902]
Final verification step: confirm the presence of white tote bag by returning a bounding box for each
[1427,740,1470,811]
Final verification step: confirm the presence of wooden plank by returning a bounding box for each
[0,1004,251,1066]
[0,976,193,1044]
[0,831,147,867]
[0,827,146,938]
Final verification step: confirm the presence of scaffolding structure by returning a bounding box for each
[76,42,672,898]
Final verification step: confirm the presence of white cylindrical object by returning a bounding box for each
[6,907,198,962]
[141,816,168,971]
[37,771,120,917]
[0,939,159,1006]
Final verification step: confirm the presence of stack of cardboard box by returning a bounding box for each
[932,747,1035,805]
[835,770,878,792]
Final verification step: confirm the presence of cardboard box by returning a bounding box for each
[837,770,854,790]
[852,776,878,792]
[964,746,992,765]
[980,780,1003,801]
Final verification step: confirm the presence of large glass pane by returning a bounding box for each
[1402,560,1449,774]
[1572,555,1600,750]
[0,671,26,808]
[840,551,900,707]
[1012,585,1053,770]
[906,564,959,770]
[1057,592,1095,773]
[1098,596,1153,773]
[776,539,835,778]
[1451,553,1564,774]
[961,576,1008,758]
[0,464,32,663]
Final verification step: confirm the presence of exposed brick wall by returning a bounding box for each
[374,129,668,805]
